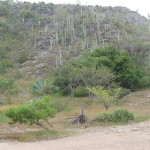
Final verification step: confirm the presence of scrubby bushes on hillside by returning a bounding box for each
[0,76,17,95]
[53,46,147,98]
[0,76,17,103]
[18,52,28,63]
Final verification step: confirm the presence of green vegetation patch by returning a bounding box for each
[6,97,57,130]
[95,109,134,123]
[0,130,75,142]
[74,86,89,97]
[133,115,150,123]
[0,112,9,123]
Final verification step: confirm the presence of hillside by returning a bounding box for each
[1,1,150,146]
[0,1,150,78]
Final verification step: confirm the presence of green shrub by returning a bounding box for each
[94,113,110,122]
[6,97,57,130]
[74,86,89,97]
[60,87,71,96]
[109,109,134,123]
[95,109,134,123]
[0,49,6,60]
[0,112,8,123]
[0,59,13,73]
[20,9,35,19]
[0,76,17,95]
[137,76,150,88]
[0,63,6,73]
[18,52,28,63]
[1,59,13,68]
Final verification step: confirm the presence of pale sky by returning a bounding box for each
[17,0,150,18]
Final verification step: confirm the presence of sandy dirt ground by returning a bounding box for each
[0,120,150,150]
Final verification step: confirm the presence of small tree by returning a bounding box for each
[67,67,80,97]
[80,66,115,99]
[87,86,121,110]
[80,66,115,87]
[6,98,57,130]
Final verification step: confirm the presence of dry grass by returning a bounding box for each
[120,89,150,115]
[0,105,18,112]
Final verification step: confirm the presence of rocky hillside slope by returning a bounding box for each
[0,1,150,78]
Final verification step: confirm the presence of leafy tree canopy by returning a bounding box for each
[6,97,57,130]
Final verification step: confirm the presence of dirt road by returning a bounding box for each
[0,120,150,150]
